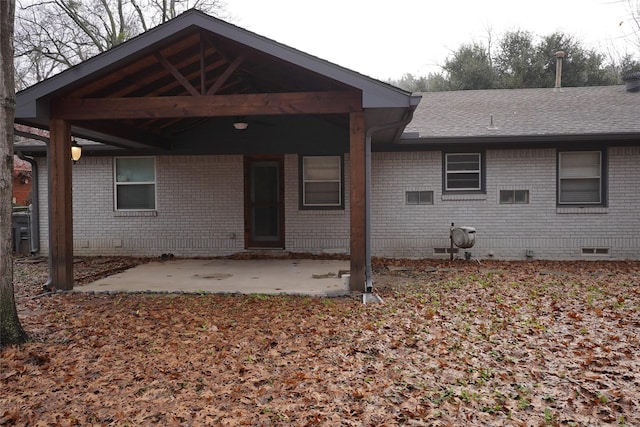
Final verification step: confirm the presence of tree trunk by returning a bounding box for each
[0,0,28,347]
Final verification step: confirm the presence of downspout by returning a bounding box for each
[15,128,54,290]
[15,152,39,255]
[364,107,417,296]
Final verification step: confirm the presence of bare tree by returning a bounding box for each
[1,0,28,347]
[14,0,227,88]
[600,1,640,79]
[627,0,640,49]
[614,0,640,51]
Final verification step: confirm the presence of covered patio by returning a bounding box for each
[14,10,420,294]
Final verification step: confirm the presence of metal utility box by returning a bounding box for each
[450,226,476,249]
[12,209,31,255]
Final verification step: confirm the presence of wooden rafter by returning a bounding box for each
[207,53,247,95]
[71,120,173,149]
[202,31,227,62]
[200,32,206,94]
[54,91,362,120]
[154,52,200,96]
[137,57,227,98]
[200,31,253,91]
[71,34,201,98]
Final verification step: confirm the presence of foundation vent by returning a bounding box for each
[581,247,609,256]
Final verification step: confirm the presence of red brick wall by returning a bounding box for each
[13,156,32,206]
[13,176,32,206]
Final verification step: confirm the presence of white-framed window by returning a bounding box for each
[499,190,529,204]
[444,153,482,191]
[301,156,342,208]
[406,190,434,205]
[558,151,603,205]
[114,157,156,210]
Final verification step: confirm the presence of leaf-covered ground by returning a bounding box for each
[2,256,640,426]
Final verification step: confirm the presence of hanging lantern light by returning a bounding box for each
[71,140,82,163]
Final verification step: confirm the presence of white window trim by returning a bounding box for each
[445,153,482,191]
[113,157,157,211]
[302,156,342,208]
[558,151,602,205]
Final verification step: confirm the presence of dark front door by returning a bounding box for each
[244,156,285,248]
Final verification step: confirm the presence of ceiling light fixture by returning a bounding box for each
[233,118,249,130]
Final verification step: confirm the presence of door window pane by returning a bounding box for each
[253,207,278,239]
[250,161,280,242]
[252,164,279,203]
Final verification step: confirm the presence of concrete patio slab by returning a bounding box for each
[76,258,352,296]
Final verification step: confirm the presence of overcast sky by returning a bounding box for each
[225,0,636,80]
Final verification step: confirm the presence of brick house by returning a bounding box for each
[13,10,640,290]
[12,155,32,206]
[373,86,639,260]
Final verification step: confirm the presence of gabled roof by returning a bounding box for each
[15,9,418,124]
[404,85,640,144]
[15,10,421,151]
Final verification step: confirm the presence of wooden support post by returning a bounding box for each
[349,111,365,292]
[48,118,74,290]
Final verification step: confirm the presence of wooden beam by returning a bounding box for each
[154,52,200,96]
[53,91,362,120]
[70,33,200,98]
[115,56,226,99]
[70,120,173,150]
[202,31,226,61]
[48,118,74,291]
[206,53,247,95]
[200,33,206,94]
[349,111,366,293]
[89,47,224,99]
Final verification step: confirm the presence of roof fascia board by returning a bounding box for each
[399,133,640,145]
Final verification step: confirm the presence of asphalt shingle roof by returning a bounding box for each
[405,85,640,140]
